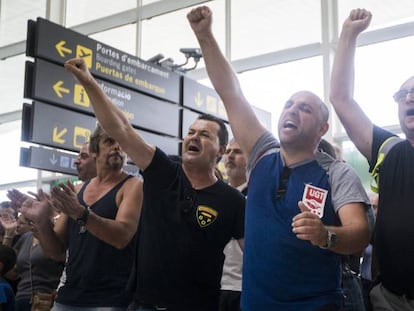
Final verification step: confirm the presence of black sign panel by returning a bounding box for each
[27,17,181,103]
[26,59,180,137]
[20,146,140,177]
[24,101,180,155]
[182,76,228,120]
[30,101,94,151]
[20,146,79,175]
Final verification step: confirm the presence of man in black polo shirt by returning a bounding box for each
[64,58,245,311]
[330,9,414,310]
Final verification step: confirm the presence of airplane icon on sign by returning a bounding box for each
[76,46,93,68]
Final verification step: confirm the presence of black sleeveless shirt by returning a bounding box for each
[56,175,136,308]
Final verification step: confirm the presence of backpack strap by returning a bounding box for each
[370,136,403,193]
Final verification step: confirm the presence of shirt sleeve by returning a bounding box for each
[329,161,371,212]
[141,147,182,191]
[247,131,279,177]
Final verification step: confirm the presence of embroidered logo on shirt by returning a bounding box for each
[196,205,218,227]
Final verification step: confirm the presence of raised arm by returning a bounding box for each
[187,6,266,157]
[329,9,373,161]
[64,59,155,171]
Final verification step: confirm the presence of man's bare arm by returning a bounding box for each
[330,9,373,161]
[64,59,155,171]
[51,178,143,249]
[187,6,266,157]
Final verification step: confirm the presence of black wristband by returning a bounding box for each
[76,206,90,227]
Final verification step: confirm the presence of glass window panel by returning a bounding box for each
[66,0,137,27]
[0,0,46,46]
[231,0,321,60]
[140,0,225,70]
[91,24,137,56]
[0,120,38,185]
[342,140,371,189]
[201,56,323,137]
[0,54,26,114]
[338,0,414,30]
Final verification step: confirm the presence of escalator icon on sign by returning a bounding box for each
[76,46,93,68]
[73,126,91,149]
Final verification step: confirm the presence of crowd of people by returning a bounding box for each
[0,5,412,311]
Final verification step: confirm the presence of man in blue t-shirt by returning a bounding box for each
[188,6,371,311]
[330,8,414,311]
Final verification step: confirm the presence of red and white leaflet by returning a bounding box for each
[302,184,328,218]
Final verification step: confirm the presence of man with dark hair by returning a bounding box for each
[198,114,229,147]
[64,58,245,311]
[20,124,143,310]
[187,6,370,310]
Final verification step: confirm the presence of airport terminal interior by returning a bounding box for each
[1,0,414,200]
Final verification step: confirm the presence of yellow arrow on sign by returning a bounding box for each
[194,92,203,107]
[53,81,70,98]
[53,127,67,144]
[55,40,72,57]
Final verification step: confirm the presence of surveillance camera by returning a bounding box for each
[179,48,200,55]
[179,48,202,59]
[146,53,165,64]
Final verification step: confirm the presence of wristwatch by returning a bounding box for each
[76,205,90,227]
[320,230,337,249]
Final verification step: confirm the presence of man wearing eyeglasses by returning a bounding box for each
[64,59,245,311]
[188,6,370,311]
[330,9,414,311]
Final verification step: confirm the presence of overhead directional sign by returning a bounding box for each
[20,146,79,175]
[25,59,180,137]
[29,101,94,151]
[22,101,180,155]
[20,146,140,176]
[182,76,273,132]
[182,76,228,121]
[27,17,181,103]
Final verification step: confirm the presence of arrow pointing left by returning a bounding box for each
[53,81,70,98]
[53,127,67,144]
[55,40,72,57]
